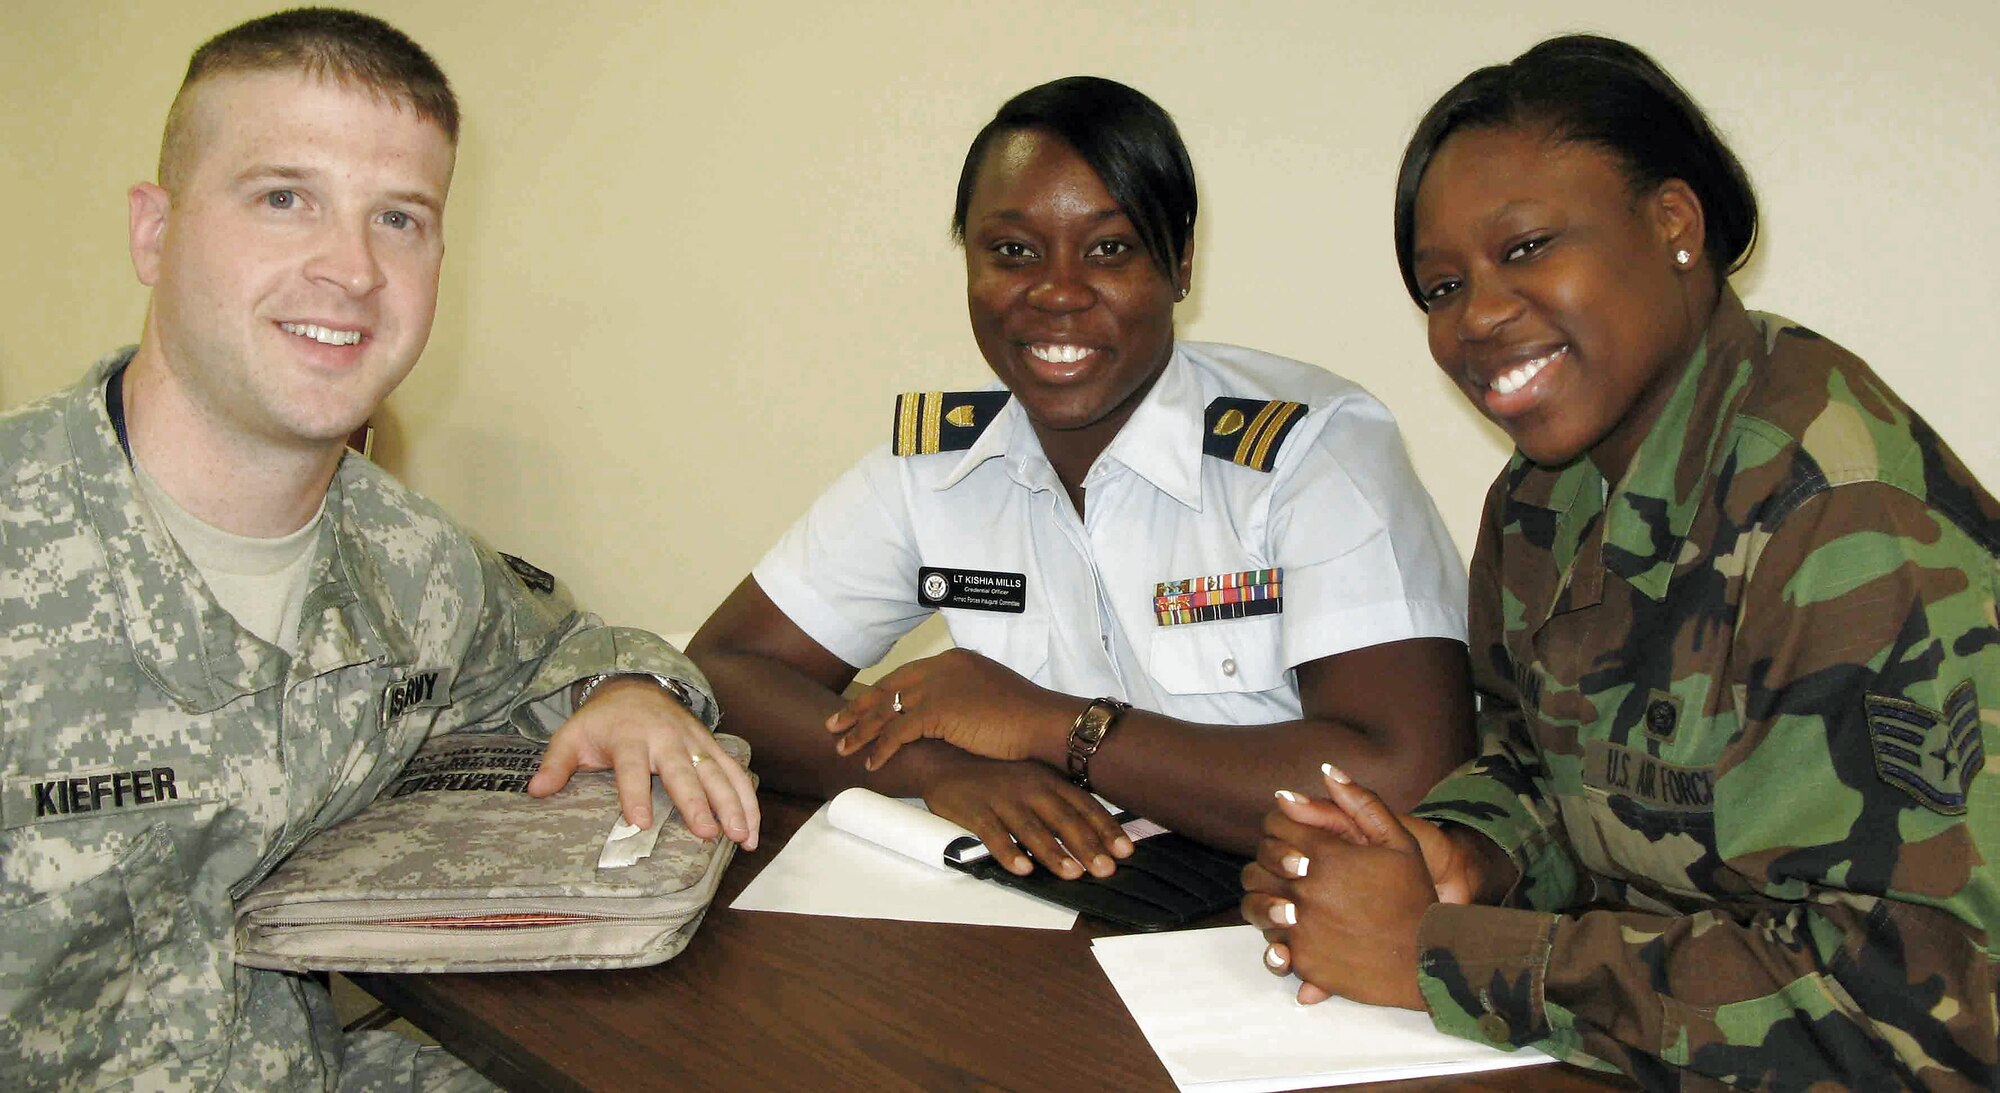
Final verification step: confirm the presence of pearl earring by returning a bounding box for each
[1675,249,1692,267]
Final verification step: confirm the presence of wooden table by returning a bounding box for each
[353,794,1629,1092]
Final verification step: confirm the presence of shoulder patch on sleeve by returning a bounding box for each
[1203,397,1306,472]
[499,552,557,594]
[1864,681,1983,815]
[891,391,1011,456]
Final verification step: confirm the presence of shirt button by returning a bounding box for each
[1221,657,1237,677]
[1476,1012,1512,1043]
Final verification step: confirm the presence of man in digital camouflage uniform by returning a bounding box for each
[0,9,757,1090]
[1399,296,1998,1087]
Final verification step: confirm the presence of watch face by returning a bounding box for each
[1078,706,1112,742]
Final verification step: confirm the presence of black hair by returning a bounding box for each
[1392,34,1758,308]
[951,76,1196,282]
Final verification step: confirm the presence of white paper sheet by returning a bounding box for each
[1092,925,1554,1092]
[729,795,1077,930]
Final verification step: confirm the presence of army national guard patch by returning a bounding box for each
[388,737,542,796]
[500,551,557,594]
[1203,397,1305,472]
[1865,681,1984,815]
[892,390,1011,456]
[1155,568,1281,625]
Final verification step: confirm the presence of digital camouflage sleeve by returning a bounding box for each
[0,351,717,1090]
[1409,296,2000,1089]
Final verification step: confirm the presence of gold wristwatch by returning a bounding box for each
[1065,697,1131,789]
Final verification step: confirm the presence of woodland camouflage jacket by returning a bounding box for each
[1412,292,2000,1089]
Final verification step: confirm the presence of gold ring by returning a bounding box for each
[689,752,708,766]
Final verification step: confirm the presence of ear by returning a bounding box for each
[128,182,172,287]
[1174,235,1196,300]
[1651,178,1706,271]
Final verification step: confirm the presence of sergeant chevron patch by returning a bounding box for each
[1203,398,1305,472]
[1865,681,1983,815]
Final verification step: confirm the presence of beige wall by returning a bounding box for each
[6,1,1996,652]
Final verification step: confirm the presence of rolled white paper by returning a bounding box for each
[825,787,976,871]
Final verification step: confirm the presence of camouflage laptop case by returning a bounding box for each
[234,732,750,974]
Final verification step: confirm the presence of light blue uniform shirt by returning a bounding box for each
[753,341,1467,725]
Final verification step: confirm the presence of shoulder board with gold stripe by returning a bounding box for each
[1202,397,1306,472]
[891,390,1011,456]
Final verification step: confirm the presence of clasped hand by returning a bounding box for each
[1240,765,1496,1009]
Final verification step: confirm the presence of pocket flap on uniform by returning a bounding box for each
[1147,622,1285,695]
[0,823,197,1078]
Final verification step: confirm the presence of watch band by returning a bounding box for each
[1065,697,1131,789]
[575,673,695,711]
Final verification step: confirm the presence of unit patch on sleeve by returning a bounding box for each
[1203,397,1306,472]
[1155,568,1282,625]
[1865,681,1984,815]
[917,566,1026,613]
[500,552,557,594]
[892,391,1011,456]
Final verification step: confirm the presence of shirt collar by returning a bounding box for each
[1089,346,1203,509]
[67,349,392,709]
[1597,288,1764,599]
[937,384,1023,490]
[934,345,1203,510]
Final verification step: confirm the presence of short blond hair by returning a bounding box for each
[158,8,458,190]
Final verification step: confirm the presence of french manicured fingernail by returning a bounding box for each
[1284,853,1310,877]
[1264,944,1286,969]
[1271,901,1297,926]
[1320,762,1352,785]
[1275,789,1305,803]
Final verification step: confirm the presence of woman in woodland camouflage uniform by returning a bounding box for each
[1244,34,1998,1090]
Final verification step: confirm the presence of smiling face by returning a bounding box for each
[1410,124,1706,476]
[130,69,455,453]
[961,129,1188,466]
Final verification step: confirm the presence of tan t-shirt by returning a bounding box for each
[132,461,323,652]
